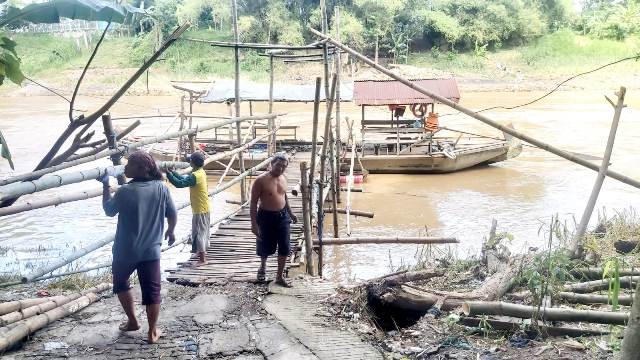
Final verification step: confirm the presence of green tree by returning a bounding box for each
[176,0,229,30]
[329,8,365,49]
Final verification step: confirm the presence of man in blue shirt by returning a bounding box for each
[101,151,177,344]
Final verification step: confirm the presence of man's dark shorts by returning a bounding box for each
[256,208,291,257]
[112,259,161,305]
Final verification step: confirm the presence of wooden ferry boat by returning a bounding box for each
[345,79,522,174]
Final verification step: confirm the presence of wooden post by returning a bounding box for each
[334,6,342,204]
[309,77,322,214]
[231,0,246,203]
[179,96,186,159]
[249,101,253,116]
[101,115,126,185]
[572,87,627,257]
[188,92,196,153]
[307,27,640,190]
[317,75,338,277]
[268,53,275,155]
[300,161,315,275]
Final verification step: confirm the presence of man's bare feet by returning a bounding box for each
[194,260,206,267]
[148,328,162,344]
[119,320,141,332]
[275,277,292,288]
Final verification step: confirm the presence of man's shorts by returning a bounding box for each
[256,208,291,257]
[112,259,161,305]
[191,212,211,253]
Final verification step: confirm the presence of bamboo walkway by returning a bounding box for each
[166,155,307,285]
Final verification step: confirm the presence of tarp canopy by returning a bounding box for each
[353,79,460,106]
[199,79,353,103]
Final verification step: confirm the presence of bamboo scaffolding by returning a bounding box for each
[0,291,104,352]
[300,161,315,275]
[231,0,246,203]
[0,283,111,326]
[463,301,629,325]
[308,27,640,190]
[572,87,626,257]
[19,157,273,284]
[0,161,188,202]
[0,113,282,187]
[314,237,458,245]
[0,187,114,217]
[323,208,374,218]
[334,6,342,205]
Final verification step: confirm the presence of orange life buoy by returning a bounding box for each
[411,103,427,117]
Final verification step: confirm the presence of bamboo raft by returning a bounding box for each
[165,155,307,285]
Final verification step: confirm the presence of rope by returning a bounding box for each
[439,54,640,118]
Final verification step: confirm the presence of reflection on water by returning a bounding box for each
[1,89,640,282]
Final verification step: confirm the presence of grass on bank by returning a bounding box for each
[408,29,640,78]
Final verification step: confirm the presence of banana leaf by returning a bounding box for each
[1,0,147,27]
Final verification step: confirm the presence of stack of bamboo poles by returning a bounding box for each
[0,283,111,352]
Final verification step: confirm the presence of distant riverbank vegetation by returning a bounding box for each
[3,0,640,83]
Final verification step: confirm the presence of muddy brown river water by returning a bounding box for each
[1,89,639,282]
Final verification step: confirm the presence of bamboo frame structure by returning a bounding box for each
[0,113,282,187]
[334,6,342,205]
[308,27,640,190]
[184,38,326,50]
[308,77,322,214]
[65,119,141,163]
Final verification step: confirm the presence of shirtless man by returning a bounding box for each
[250,154,298,287]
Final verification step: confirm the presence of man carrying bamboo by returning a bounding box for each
[165,151,210,267]
[250,154,298,287]
[100,150,177,344]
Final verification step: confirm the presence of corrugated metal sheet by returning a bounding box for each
[199,79,353,103]
[353,79,460,106]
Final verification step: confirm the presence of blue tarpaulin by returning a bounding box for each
[199,79,353,103]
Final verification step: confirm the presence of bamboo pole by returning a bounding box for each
[314,237,458,245]
[463,301,629,325]
[0,161,188,202]
[0,283,111,326]
[570,268,640,280]
[184,38,325,50]
[459,317,610,338]
[0,292,103,352]
[101,115,126,185]
[334,6,342,205]
[0,187,114,217]
[317,75,338,277]
[564,276,637,293]
[231,0,246,203]
[300,162,315,275]
[0,114,281,187]
[65,119,141,163]
[20,157,273,283]
[328,130,339,238]
[557,291,633,306]
[320,0,330,103]
[572,87,627,257]
[308,77,322,214]
[0,298,54,316]
[268,53,275,156]
[307,27,640,190]
[31,262,111,282]
[188,93,196,153]
[323,208,374,218]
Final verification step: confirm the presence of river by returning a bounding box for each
[1,89,639,282]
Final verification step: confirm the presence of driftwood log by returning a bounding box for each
[460,317,610,338]
[0,292,102,352]
[463,301,628,325]
[0,283,110,326]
